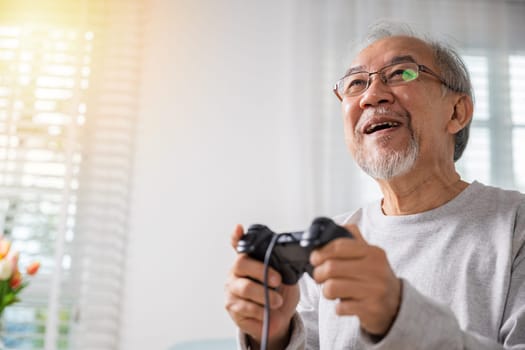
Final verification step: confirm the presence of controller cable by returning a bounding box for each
[261,233,280,350]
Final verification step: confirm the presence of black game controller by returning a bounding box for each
[236,217,353,284]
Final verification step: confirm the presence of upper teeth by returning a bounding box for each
[366,121,399,133]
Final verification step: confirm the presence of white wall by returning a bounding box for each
[120,1,319,349]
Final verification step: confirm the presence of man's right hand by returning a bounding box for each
[225,224,299,349]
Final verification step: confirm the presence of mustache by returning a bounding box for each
[355,107,410,135]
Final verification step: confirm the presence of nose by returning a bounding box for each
[358,75,394,109]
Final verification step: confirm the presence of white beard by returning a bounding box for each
[355,136,419,179]
[352,107,419,180]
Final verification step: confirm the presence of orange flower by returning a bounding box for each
[10,270,22,289]
[26,261,40,276]
[0,239,39,314]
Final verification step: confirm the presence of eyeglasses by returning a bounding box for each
[333,61,453,101]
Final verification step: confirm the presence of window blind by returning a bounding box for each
[459,52,525,193]
[456,55,491,185]
[510,55,525,190]
[0,1,145,349]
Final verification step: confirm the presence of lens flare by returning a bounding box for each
[402,69,418,81]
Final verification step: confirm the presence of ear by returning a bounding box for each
[447,95,473,134]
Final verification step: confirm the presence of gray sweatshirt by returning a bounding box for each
[239,181,525,349]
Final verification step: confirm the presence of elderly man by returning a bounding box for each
[225,23,525,349]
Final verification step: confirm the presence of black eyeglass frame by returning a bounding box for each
[333,62,455,101]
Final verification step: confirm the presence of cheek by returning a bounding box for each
[343,101,353,115]
[341,101,359,151]
[342,101,358,131]
[400,97,449,148]
[399,92,410,101]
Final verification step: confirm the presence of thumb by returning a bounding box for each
[230,224,245,250]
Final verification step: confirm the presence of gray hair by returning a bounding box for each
[360,21,473,161]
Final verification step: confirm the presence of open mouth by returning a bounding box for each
[365,121,401,134]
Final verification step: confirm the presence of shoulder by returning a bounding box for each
[466,181,525,211]
[470,181,524,199]
[471,182,525,259]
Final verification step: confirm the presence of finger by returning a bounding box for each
[225,292,266,322]
[228,275,283,309]
[227,304,288,345]
[230,224,245,249]
[335,298,362,317]
[310,238,367,266]
[225,298,264,341]
[321,278,371,300]
[312,258,368,283]
[232,255,282,289]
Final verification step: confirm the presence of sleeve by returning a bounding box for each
[500,200,525,348]
[359,275,525,350]
[358,199,525,350]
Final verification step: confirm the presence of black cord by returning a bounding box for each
[261,233,280,350]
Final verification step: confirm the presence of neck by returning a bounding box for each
[377,171,469,216]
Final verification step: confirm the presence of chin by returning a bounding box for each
[356,138,419,180]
